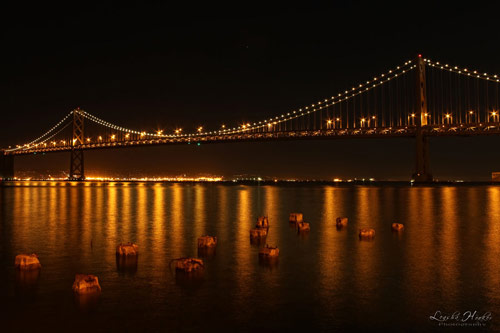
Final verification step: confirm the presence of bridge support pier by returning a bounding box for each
[69,149,84,180]
[412,130,432,182]
[0,153,14,180]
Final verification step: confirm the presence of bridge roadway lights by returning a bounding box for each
[0,153,14,181]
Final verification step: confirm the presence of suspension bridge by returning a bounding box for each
[2,55,500,182]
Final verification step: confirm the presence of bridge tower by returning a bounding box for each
[69,108,85,180]
[0,152,14,180]
[412,55,433,182]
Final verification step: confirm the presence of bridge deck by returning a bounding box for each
[5,123,500,156]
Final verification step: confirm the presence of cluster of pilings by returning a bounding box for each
[286,213,405,241]
[248,216,279,263]
[13,243,134,301]
[14,236,218,300]
[14,216,405,302]
[13,234,223,302]
[336,216,405,239]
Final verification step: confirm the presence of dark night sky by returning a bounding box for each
[2,3,500,180]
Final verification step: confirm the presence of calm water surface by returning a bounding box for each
[1,182,499,331]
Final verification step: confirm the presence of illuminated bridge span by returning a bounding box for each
[2,55,500,181]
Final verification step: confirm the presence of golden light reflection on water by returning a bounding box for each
[169,184,185,258]
[54,186,67,252]
[82,185,92,259]
[122,185,132,241]
[47,186,57,246]
[216,185,229,244]
[259,186,280,295]
[486,187,500,307]
[404,187,436,313]
[438,187,459,303]
[193,185,206,244]
[69,186,80,252]
[262,186,279,245]
[152,183,166,242]
[14,187,28,248]
[95,184,105,250]
[136,184,147,257]
[4,182,500,330]
[353,187,378,306]
[319,187,343,297]
[105,185,118,254]
[152,183,166,270]
[235,187,253,309]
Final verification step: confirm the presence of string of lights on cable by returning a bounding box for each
[76,60,416,138]
[10,57,500,152]
[425,58,500,83]
[5,111,74,152]
[223,60,415,134]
